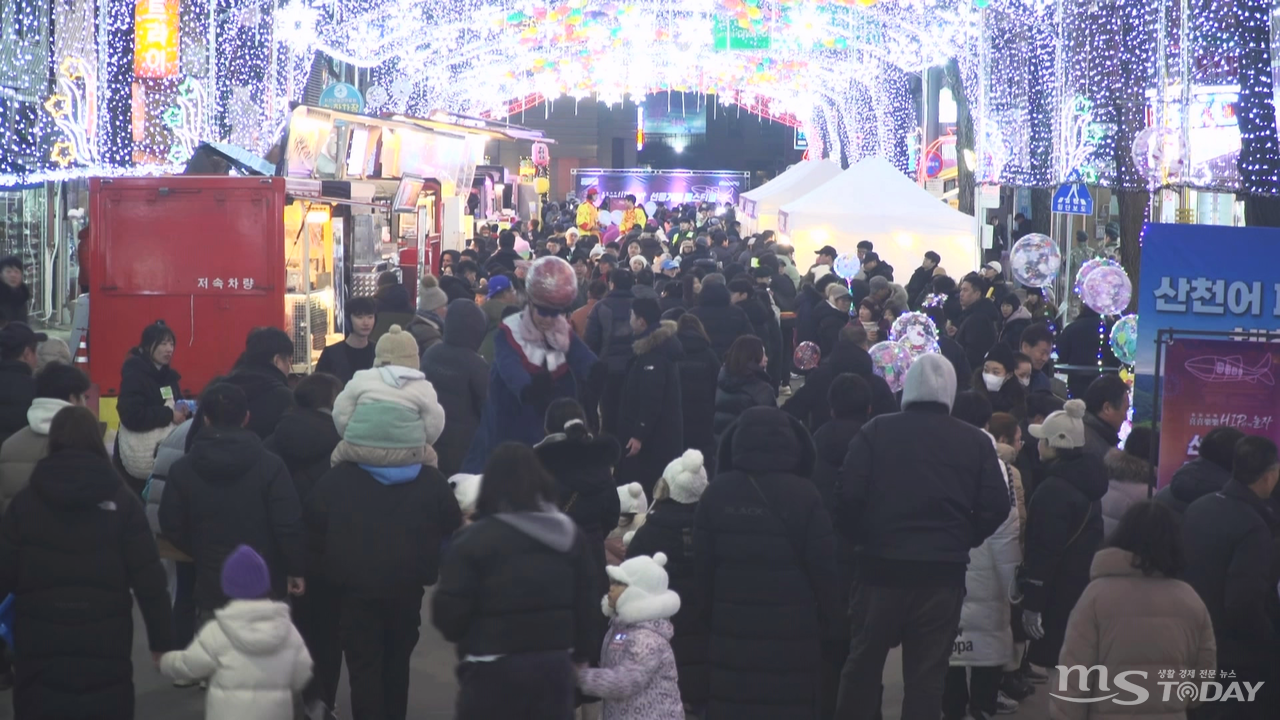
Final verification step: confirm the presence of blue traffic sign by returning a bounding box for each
[1052,172,1093,215]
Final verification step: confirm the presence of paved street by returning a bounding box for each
[0,592,1051,720]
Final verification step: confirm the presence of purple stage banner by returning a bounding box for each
[574,170,749,210]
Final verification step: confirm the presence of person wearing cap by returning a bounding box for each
[836,354,1010,720]
[478,274,517,364]
[1018,399,1107,671]
[0,322,46,445]
[462,257,598,471]
[980,261,1006,300]
[405,273,449,355]
[578,188,601,231]
[814,245,839,269]
[973,342,1028,420]
[0,405,173,719]
[161,381,306,617]
[861,251,894,283]
[316,295,378,385]
[160,545,313,720]
[0,255,30,326]
[625,449,710,712]
[906,251,942,311]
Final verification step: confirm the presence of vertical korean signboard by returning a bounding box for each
[134,0,180,79]
[1134,224,1280,422]
[1157,339,1279,488]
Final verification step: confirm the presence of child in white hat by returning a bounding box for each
[577,553,684,720]
[606,483,647,564]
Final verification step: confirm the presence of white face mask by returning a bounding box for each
[983,372,1007,392]
[1017,376,1031,388]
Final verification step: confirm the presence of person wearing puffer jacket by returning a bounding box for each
[1052,502,1216,719]
[578,553,685,720]
[161,545,312,720]
[146,417,199,672]
[946,393,1023,720]
[1101,426,1156,538]
[332,325,446,469]
[626,450,710,713]
[1153,426,1243,517]
[0,363,89,513]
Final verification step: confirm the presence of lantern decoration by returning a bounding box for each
[534,177,550,194]
[532,142,550,167]
[134,0,181,79]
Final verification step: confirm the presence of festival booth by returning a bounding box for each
[739,159,842,234]
[777,157,979,279]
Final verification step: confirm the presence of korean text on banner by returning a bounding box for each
[1133,223,1280,419]
[1157,338,1279,488]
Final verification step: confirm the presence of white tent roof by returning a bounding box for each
[778,156,979,276]
[739,160,842,219]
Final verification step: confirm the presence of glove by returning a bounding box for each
[1022,610,1045,640]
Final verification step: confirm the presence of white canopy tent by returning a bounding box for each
[777,157,979,280]
[738,160,842,234]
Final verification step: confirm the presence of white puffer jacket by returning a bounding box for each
[950,430,1023,668]
[160,600,312,720]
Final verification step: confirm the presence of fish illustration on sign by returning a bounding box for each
[1184,353,1275,385]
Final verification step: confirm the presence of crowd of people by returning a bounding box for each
[0,198,1274,720]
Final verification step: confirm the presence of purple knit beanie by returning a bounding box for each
[221,544,271,600]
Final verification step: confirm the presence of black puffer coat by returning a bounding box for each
[617,321,685,493]
[954,297,1001,370]
[263,408,341,503]
[1153,457,1232,517]
[713,365,775,439]
[0,450,172,720]
[536,429,621,662]
[188,362,295,448]
[738,296,783,389]
[782,340,898,432]
[0,281,30,326]
[694,407,841,720]
[627,498,709,705]
[690,283,754,361]
[420,299,490,477]
[584,287,636,374]
[159,427,305,611]
[1181,479,1279,669]
[0,359,35,446]
[676,327,721,465]
[1021,450,1107,667]
[810,416,864,618]
[117,351,182,432]
[432,511,599,662]
[811,300,850,359]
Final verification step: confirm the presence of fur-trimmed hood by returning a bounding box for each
[1105,447,1153,485]
[632,320,680,356]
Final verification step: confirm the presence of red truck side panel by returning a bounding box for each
[88,176,287,398]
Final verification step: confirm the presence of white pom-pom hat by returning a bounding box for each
[605,552,681,623]
[661,449,707,504]
[1029,399,1088,450]
[617,482,648,515]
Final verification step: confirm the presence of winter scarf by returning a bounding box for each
[509,309,571,372]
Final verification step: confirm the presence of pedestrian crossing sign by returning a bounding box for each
[1052,171,1093,216]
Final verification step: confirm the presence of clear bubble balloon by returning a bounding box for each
[868,341,914,393]
[1074,257,1119,296]
[1110,314,1138,366]
[889,312,940,358]
[1082,264,1132,316]
[834,252,860,280]
[644,201,658,217]
[1009,233,1062,288]
[793,341,821,371]
[609,209,624,226]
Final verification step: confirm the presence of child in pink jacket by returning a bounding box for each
[577,552,683,720]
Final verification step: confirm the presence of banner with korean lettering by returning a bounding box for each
[1134,223,1280,420]
[574,170,749,209]
[1157,338,1279,488]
